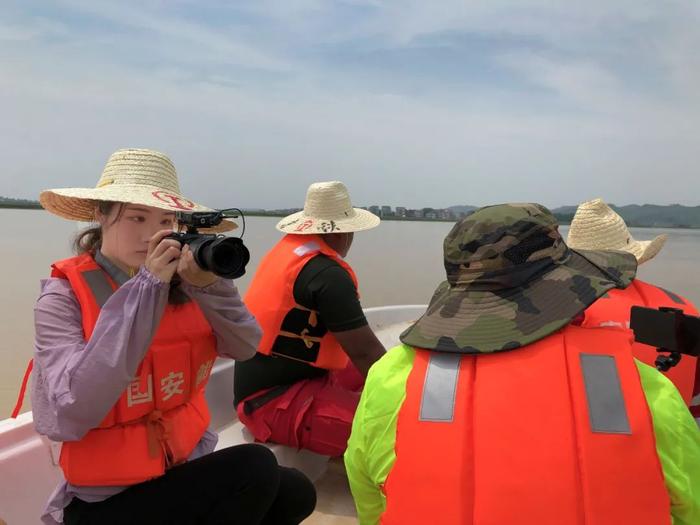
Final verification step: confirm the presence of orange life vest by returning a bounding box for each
[582,279,698,404]
[244,234,357,370]
[382,325,671,525]
[52,253,218,486]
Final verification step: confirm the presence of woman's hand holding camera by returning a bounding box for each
[145,231,218,287]
[177,244,218,288]
[145,230,183,283]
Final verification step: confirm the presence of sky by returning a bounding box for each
[1,0,699,210]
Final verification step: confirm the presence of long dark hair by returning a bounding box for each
[73,201,189,305]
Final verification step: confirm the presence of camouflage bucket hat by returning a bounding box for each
[400,203,638,354]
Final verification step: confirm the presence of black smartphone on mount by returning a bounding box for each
[630,306,700,371]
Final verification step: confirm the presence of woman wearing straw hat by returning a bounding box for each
[235,181,386,457]
[568,198,699,417]
[32,149,316,525]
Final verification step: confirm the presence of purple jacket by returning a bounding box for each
[31,253,261,524]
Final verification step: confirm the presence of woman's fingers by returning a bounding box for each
[177,244,192,271]
[150,239,181,261]
[146,231,182,283]
[176,244,218,288]
[147,230,176,256]
[157,245,182,263]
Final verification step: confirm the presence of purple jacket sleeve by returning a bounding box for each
[181,279,261,361]
[31,267,169,441]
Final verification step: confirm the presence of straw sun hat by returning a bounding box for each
[566,198,666,265]
[39,148,235,233]
[276,181,380,234]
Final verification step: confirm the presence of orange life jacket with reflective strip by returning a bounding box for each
[52,253,218,487]
[244,234,357,370]
[382,325,671,525]
[582,279,698,404]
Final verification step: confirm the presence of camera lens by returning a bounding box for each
[191,236,250,279]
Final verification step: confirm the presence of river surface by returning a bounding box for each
[2,209,698,415]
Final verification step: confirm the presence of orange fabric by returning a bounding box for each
[10,359,33,418]
[382,326,671,525]
[51,255,112,339]
[51,253,218,486]
[583,279,698,403]
[245,234,357,370]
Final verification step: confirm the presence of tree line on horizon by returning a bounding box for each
[2,196,700,228]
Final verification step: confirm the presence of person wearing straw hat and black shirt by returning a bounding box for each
[31,149,316,525]
[568,198,700,422]
[345,203,700,525]
[236,181,386,457]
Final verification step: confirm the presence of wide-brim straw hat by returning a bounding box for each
[39,148,235,233]
[567,198,665,265]
[276,181,380,234]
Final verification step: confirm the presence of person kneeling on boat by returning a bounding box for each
[568,198,700,421]
[235,181,386,457]
[31,149,316,525]
[345,203,700,525]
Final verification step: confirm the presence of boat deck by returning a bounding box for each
[303,458,357,524]
[216,420,359,523]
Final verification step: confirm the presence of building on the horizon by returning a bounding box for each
[237,204,699,228]
[423,208,437,219]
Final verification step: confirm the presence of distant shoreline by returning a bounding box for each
[2,205,699,229]
[242,211,700,229]
[0,203,42,210]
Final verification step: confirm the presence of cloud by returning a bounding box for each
[0,16,67,42]
[1,0,698,209]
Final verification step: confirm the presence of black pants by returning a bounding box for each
[63,444,316,525]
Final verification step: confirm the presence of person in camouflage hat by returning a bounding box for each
[344,203,700,525]
[400,202,637,353]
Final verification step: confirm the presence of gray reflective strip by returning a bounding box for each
[293,242,320,257]
[82,269,114,308]
[661,288,685,305]
[419,353,461,422]
[580,354,631,434]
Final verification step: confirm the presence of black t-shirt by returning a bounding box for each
[233,255,367,405]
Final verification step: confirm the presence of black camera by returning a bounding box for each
[166,209,250,279]
[630,306,700,371]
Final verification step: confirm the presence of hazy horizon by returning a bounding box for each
[2,195,700,212]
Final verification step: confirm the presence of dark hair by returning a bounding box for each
[73,201,121,255]
[73,201,189,305]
